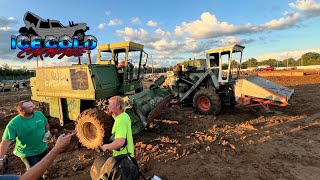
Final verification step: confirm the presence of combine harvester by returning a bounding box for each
[164,44,294,114]
[30,41,173,149]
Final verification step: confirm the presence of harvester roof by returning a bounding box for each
[98,41,144,52]
[205,44,245,54]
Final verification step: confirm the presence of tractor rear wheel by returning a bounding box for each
[75,108,114,149]
[193,88,221,115]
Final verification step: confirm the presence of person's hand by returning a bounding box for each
[47,131,52,140]
[0,155,7,173]
[99,144,109,152]
[52,133,75,154]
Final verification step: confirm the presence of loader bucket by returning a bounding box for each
[234,76,294,107]
[125,87,173,134]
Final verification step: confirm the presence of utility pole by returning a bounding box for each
[286,53,289,69]
[151,54,154,74]
[37,56,39,68]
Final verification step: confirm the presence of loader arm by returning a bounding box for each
[179,69,219,102]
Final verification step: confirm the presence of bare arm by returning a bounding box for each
[19,148,59,180]
[0,139,12,158]
[100,138,126,152]
[19,133,74,180]
[0,139,12,168]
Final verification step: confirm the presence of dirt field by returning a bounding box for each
[1,74,320,180]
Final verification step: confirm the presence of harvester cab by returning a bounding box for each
[205,44,244,83]
[97,41,147,90]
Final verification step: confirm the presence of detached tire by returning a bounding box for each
[76,109,114,149]
[193,88,221,115]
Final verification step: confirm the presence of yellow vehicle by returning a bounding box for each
[31,41,172,149]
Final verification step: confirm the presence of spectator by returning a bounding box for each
[0,133,74,180]
[0,100,51,180]
[100,96,134,158]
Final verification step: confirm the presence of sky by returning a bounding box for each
[0,0,320,69]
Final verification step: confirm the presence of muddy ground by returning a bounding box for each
[0,73,320,180]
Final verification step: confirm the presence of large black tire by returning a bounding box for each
[76,109,114,149]
[193,88,221,115]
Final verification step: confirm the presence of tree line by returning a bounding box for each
[1,52,319,76]
[242,52,320,68]
[0,64,34,76]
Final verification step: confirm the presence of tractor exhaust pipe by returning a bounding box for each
[87,50,92,64]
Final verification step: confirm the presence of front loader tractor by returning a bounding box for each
[30,41,172,149]
[165,44,294,115]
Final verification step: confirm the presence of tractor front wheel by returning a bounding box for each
[193,88,221,115]
[75,109,114,149]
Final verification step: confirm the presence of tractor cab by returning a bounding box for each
[205,44,245,83]
[97,41,148,85]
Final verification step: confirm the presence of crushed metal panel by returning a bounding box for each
[234,76,294,103]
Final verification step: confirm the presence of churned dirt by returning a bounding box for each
[1,73,320,180]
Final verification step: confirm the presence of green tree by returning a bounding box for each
[258,59,278,67]
[298,52,320,66]
[281,57,296,67]
[242,58,258,67]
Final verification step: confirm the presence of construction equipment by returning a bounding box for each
[30,41,172,149]
[164,44,294,114]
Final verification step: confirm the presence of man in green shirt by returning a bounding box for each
[100,96,134,157]
[0,100,51,180]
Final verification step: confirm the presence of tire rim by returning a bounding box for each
[197,96,211,111]
[83,122,98,141]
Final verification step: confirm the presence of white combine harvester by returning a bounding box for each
[164,44,294,114]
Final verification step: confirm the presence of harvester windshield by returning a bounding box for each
[97,41,148,83]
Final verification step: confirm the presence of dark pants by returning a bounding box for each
[20,150,47,180]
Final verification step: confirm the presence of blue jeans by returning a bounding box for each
[0,175,19,180]
[20,150,47,180]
